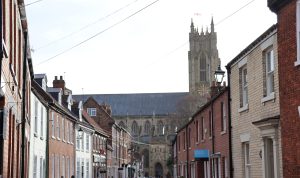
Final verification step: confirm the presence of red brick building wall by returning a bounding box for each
[175,88,229,178]
[268,0,300,177]
[48,108,76,178]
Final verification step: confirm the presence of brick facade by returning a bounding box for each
[267,0,300,177]
[0,0,33,177]
[226,26,282,178]
[175,88,230,178]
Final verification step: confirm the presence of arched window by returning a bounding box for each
[119,121,125,129]
[144,121,151,135]
[131,121,138,136]
[157,121,164,135]
[142,149,150,168]
[200,53,207,81]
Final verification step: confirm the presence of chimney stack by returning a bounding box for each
[53,75,65,91]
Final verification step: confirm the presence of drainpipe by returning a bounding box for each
[211,99,215,177]
[185,126,189,178]
[0,0,3,175]
[226,66,233,178]
[45,107,50,178]
[105,136,108,178]
[21,31,28,178]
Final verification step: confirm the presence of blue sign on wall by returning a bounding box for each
[194,149,209,161]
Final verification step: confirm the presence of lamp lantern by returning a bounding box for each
[214,65,225,85]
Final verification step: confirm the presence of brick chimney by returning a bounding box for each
[53,76,65,91]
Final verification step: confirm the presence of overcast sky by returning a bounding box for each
[24,0,276,94]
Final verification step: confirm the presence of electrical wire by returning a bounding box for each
[25,0,44,7]
[34,0,140,51]
[141,0,257,69]
[37,0,160,65]
[215,0,256,25]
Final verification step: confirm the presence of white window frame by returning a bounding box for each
[56,116,60,140]
[221,102,227,133]
[34,99,38,136]
[76,157,80,177]
[56,155,60,178]
[33,155,37,178]
[238,64,249,112]
[87,108,96,116]
[52,154,55,178]
[62,156,65,178]
[39,157,43,178]
[62,117,65,141]
[86,159,89,178]
[40,106,44,139]
[266,49,275,96]
[51,112,55,138]
[86,134,89,152]
[296,0,300,66]
[244,142,251,178]
[242,66,248,106]
[81,133,85,151]
[70,123,73,144]
[66,122,69,143]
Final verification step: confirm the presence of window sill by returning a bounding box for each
[238,104,249,113]
[51,136,56,139]
[209,137,212,140]
[261,92,275,103]
[57,138,61,141]
[295,60,300,66]
[221,131,226,135]
[34,133,38,137]
[201,140,205,143]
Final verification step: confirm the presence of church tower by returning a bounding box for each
[188,18,220,95]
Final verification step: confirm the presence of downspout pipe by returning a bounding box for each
[211,98,215,177]
[45,107,50,178]
[0,0,3,175]
[226,65,233,178]
[186,126,189,178]
[21,31,28,178]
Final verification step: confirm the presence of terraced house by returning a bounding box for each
[267,0,300,177]
[226,24,282,178]
[46,76,77,178]
[0,0,34,177]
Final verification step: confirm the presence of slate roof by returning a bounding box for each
[73,92,189,116]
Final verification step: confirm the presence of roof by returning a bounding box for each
[177,87,228,133]
[226,24,277,69]
[73,92,189,116]
[82,110,109,137]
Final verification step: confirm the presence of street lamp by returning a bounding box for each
[214,65,225,85]
[78,127,83,139]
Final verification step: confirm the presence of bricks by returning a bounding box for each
[268,0,300,177]
[228,27,282,178]
[175,89,230,178]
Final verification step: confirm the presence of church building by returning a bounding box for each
[74,18,220,178]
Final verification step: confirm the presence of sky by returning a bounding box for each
[24,0,277,94]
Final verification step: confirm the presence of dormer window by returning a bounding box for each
[87,108,96,116]
[78,101,83,121]
[67,94,73,110]
[58,92,62,105]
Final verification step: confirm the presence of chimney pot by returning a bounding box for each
[60,76,63,80]
[55,76,58,80]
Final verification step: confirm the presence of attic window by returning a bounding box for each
[87,108,96,116]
